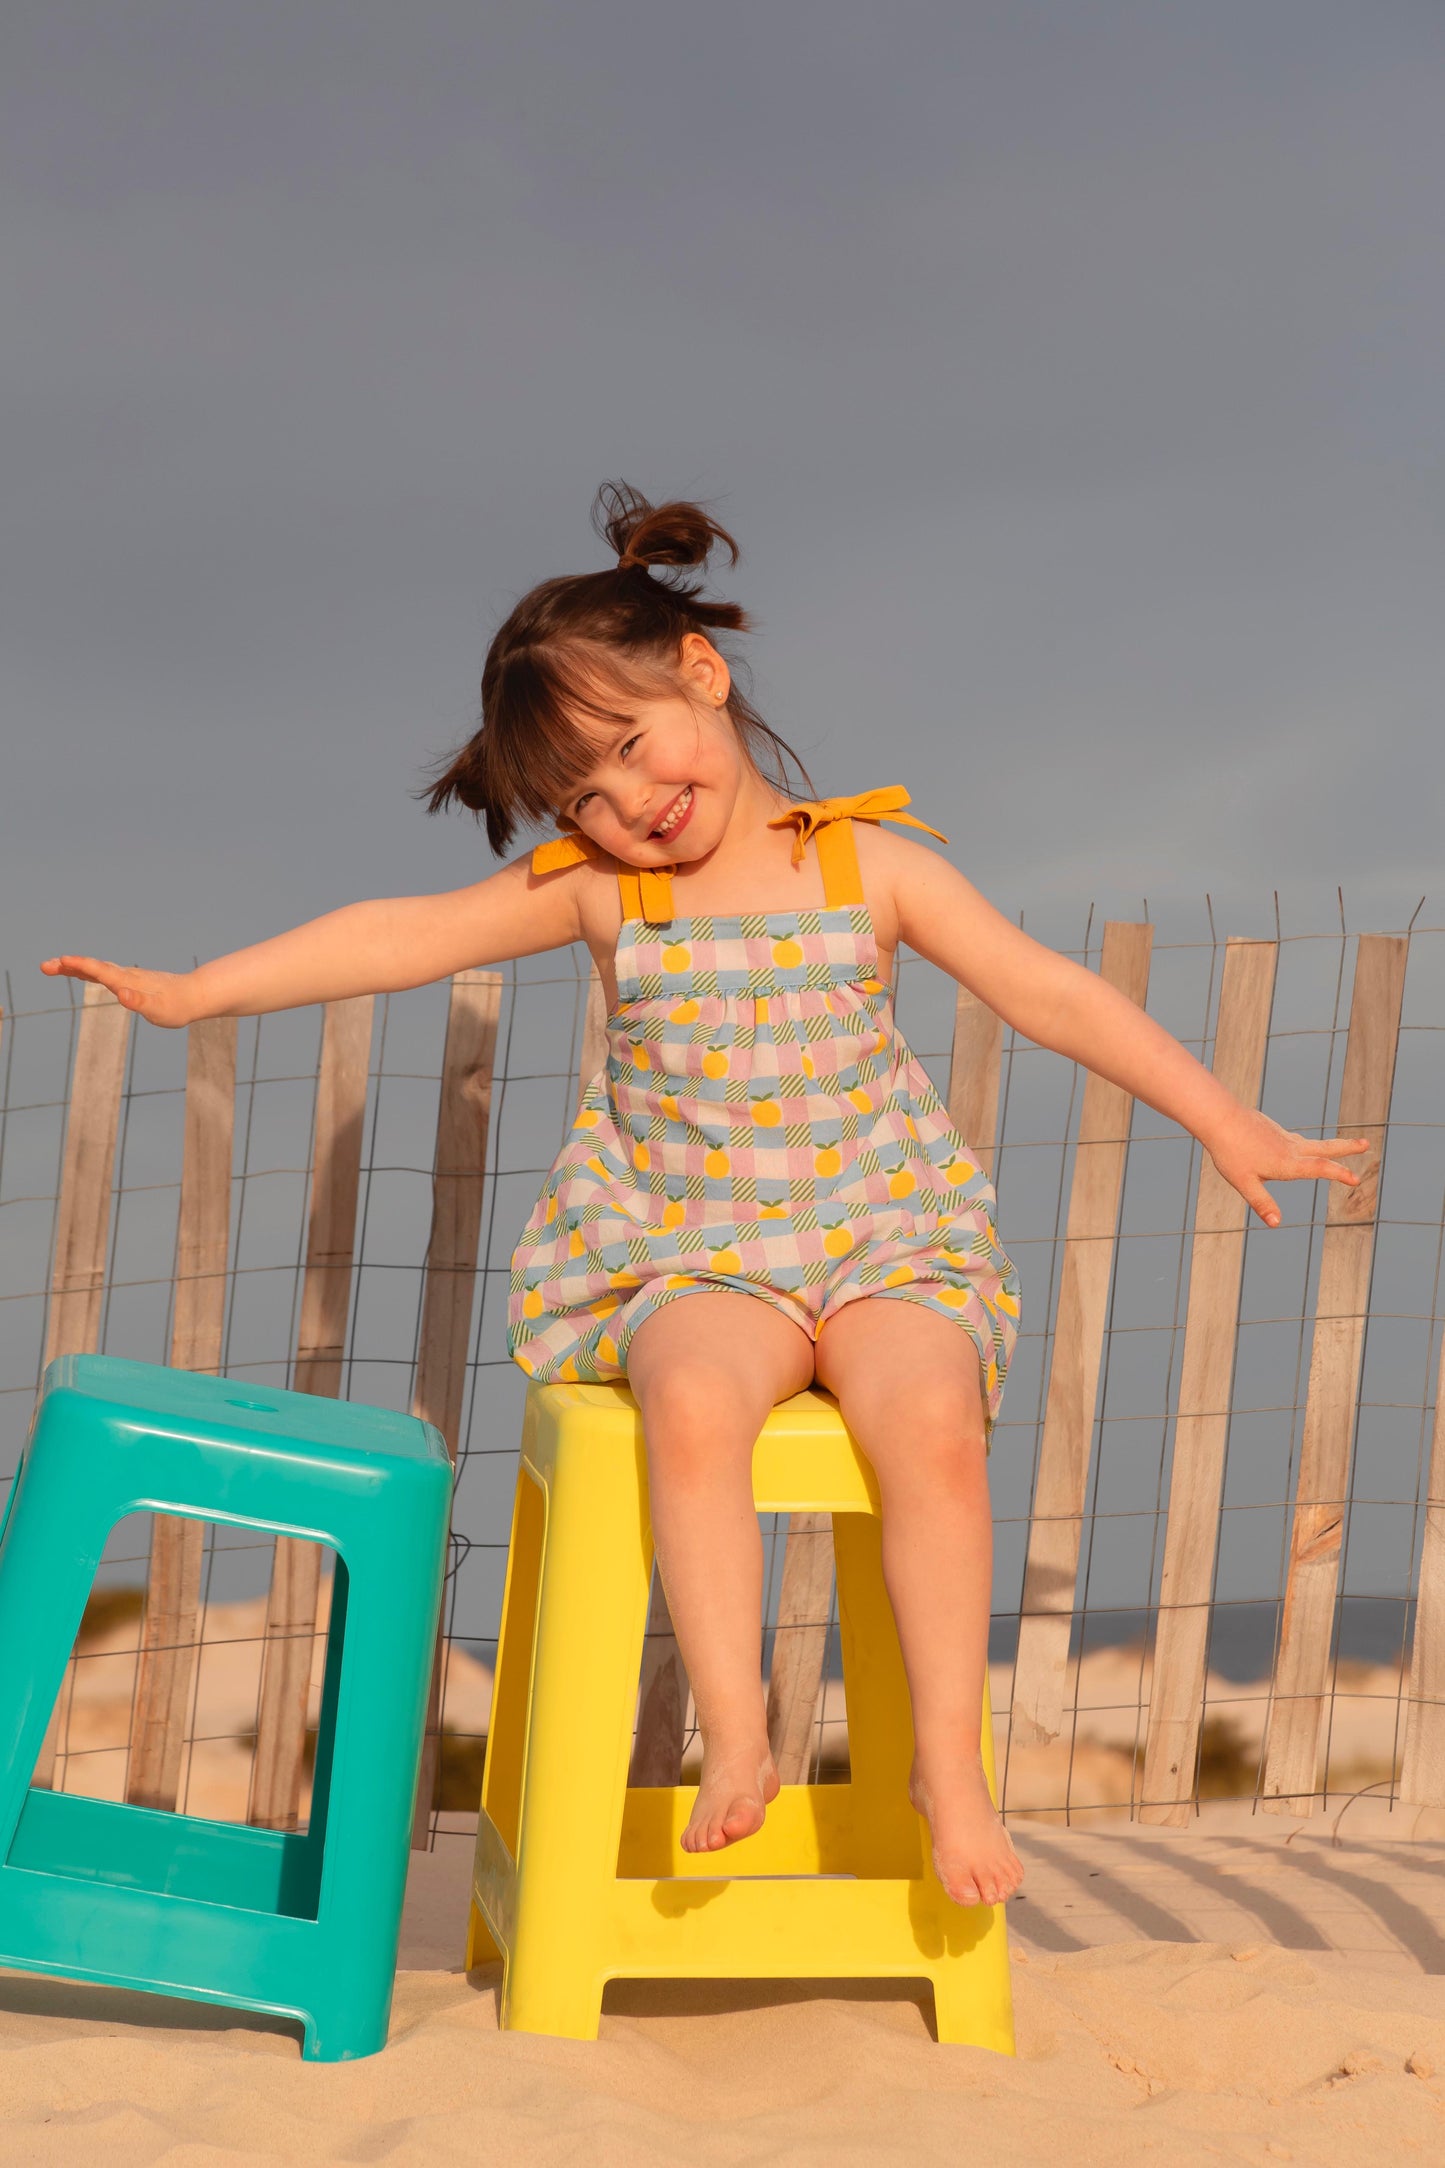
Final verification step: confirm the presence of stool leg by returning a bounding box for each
[499,1431,651,2039]
[928,1906,1015,2051]
[469,1465,547,1972]
[832,1511,926,1878]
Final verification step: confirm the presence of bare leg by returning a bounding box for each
[814,1297,1023,1908]
[626,1293,814,1853]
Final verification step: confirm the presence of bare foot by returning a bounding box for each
[910,1749,1024,1908]
[680,1738,780,1853]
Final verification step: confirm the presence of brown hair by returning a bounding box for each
[424,482,813,853]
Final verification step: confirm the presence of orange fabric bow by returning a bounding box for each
[767,786,947,866]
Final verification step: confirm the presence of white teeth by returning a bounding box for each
[654,786,692,837]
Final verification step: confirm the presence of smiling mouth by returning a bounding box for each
[650,786,694,840]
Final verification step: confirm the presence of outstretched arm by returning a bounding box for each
[891,843,1367,1227]
[41,857,580,1027]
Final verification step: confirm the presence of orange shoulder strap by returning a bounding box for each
[531,832,676,923]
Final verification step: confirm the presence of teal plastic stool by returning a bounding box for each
[0,1355,451,2061]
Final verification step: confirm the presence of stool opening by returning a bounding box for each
[29,1510,343,1851]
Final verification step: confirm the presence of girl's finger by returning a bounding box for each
[1247,1183,1281,1228]
[1318,1136,1372,1159]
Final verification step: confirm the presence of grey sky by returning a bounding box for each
[4,0,1442,992]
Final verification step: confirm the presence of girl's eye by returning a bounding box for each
[618,734,641,761]
[572,791,594,815]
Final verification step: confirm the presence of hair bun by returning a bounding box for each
[592,480,739,578]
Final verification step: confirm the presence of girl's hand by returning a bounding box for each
[1207,1107,1372,1228]
[40,955,198,1029]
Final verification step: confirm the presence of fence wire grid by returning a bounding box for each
[1,897,1443,1837]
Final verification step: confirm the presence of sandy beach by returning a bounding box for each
[3,1808,1444,2165]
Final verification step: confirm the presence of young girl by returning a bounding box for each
[44,484,1367,1911]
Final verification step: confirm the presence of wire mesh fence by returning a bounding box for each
[1,898,1442,1843]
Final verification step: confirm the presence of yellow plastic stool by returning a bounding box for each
[467,1381,1013,2050]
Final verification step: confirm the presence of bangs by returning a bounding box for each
[483,641,674,833]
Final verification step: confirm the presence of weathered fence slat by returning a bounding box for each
[947,984,1004,1181]
[630,1570,692,1786]
[1009,921,1154,1750]
[249,995,373,1831]
[765,1511,835,1781]
[128,1015,238,1812]
[44,986,132,1367]
[33,984,133,1791]
[408,971,503,1844]
[1401,1317,1445,1806]
[1261,934,1408,1813]
[1139,940,1278,1824]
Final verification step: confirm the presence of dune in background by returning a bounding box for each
[51,1597,1407,1828]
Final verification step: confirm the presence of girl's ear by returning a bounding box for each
[678,630,731,705]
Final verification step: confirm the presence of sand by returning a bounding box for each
[4,1814,1445,2165]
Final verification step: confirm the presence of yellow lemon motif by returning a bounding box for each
[522,1288,544,1320]
[575,1108,600,1129]
[544,1196,557,1223]
[998,1289,1020,1317]
[939,1285,968,1308]
[759,1201,789,1219]
[609,1268,639,1289]
[771,937,804,969]
[557,1358,579,1383]
[847,1087,872,1113]
[670,998,700,1024]
[884,1265,915,1288]
[662,943,692,973]
[702,1048,729,1079]
[752,1097,782,1127]
[589,1294,619,1319]
[861,977,887,995]
[903,1114,919,1140]
[585,1155,607,1179]
[633,1140,651,1171]
[567,1229,586,1259]
[986,1359,999,1395]
[944,1158,978,1186]
[710,1248,742,1274]
[704,1148,730,1179]
[659,1094,681,1121]
[800,1049,816,1077]
[515,1353,535,1375]
[596,1333,619,1368]
[888,1168,917,1200]
[823,1225,853,1257]
[814,1145,842,1178]
[632,1042,652,1071]
[661,1198,685,1228]
[664,1273,695,1290]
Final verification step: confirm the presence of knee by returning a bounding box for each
[858,1382,988,1494]
[635,1367,757,1466]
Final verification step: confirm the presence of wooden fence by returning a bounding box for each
[2,912,1443,1835]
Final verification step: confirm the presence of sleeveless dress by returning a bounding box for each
[508,790,1021,1434]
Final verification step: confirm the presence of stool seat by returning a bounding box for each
[468,1382,1013,2049]
[0,1356,451,2060]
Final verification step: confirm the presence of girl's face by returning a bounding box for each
[560,637,751,866]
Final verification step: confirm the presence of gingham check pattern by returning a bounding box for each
[509,907,1020,1427]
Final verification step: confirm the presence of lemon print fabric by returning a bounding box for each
[507,843,1020,1433]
